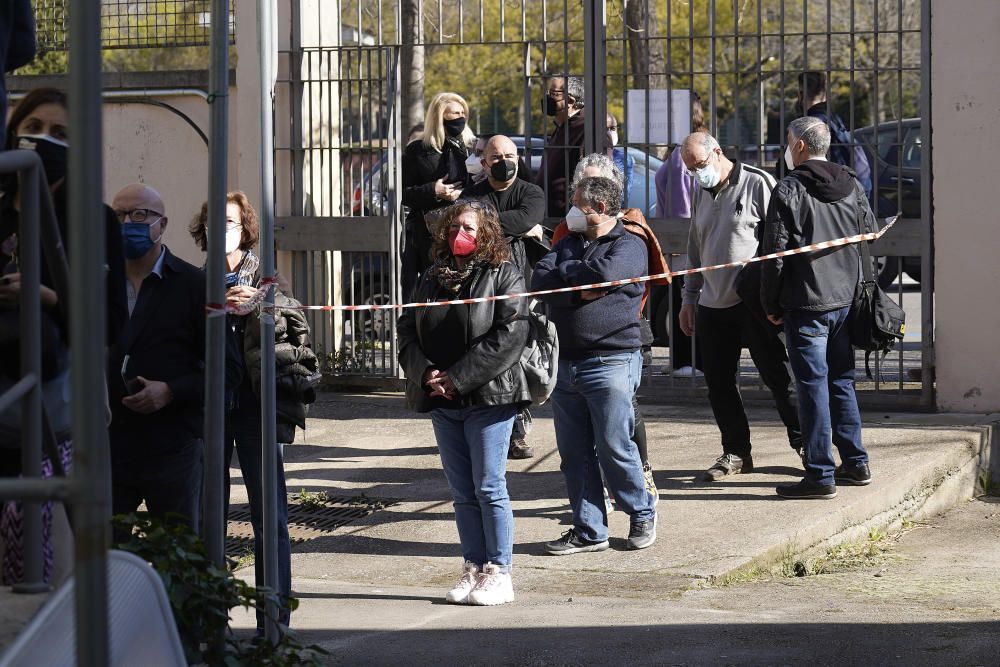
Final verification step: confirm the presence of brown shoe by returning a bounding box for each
[508,438,535,459]
[702,453,753,481]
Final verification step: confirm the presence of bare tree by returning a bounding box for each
[624,0,665,90]
[399,0,425,135]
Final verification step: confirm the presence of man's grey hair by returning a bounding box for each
[565,76,585,107]
[788,116,831,157]
[574,176,623,217]
[571,152,623,192]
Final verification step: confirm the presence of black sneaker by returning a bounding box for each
[834,463,872,486]
[702,453,753,481]
[626,515,657,550]
[545,528,609,556]
[776,479,837,500]
[508,438,535,459]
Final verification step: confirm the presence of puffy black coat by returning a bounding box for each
[242,291,320,443]
[397,260,531,413]
[761,160,879,316]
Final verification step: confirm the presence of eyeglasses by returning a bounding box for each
[686,153,715,175]
[115,208,163,223]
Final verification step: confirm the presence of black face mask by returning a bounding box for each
[17,135,68,186]
[443,117,467,137]
[544,95,559,117]
[489,158,517,182]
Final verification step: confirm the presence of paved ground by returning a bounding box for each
[227,392,999,665]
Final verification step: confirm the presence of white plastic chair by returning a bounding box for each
[0,549,186,666]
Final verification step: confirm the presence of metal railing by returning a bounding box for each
[0,3,112,664]
[0,150,64,593]
[32,0,237,50]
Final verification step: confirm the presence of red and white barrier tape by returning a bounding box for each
[208,215,899,315]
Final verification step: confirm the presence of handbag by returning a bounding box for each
[848,201,905,377]
[519,300,559,405]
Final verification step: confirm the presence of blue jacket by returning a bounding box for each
[531,220,647,359]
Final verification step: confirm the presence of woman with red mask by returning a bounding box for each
[397,199,531,607]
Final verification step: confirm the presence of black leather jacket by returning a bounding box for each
[398,260,531,413]
[761,160,879,315]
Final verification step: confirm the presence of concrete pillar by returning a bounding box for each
[932,0,1000,411]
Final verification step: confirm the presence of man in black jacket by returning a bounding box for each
[761,117,878,500]
[536,74,586,219]
[462,134,546,460]
[108,183,209,531]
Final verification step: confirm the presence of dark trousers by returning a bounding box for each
[224,380,292,630]
[111,438,204,534]
[670,278,702,370]
[696,303,801,458]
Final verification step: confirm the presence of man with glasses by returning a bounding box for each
[106,183,211,533]
[678,132,802,482]
[461,134,546,460]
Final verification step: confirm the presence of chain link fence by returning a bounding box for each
[32,0,236,51]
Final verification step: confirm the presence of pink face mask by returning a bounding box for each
[448,227,477,257]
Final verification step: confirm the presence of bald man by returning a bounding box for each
[108,183,210,532]
[461,135,546,275]
[460,135,547,459]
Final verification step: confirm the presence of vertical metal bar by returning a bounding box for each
[919,0,934,407]
[708,0,716,135]
[12,153,45,595]
[257,0,281,643]
[896,0,904,393]
[583,1,606,156]
[202,0,230,579]
[290,0,304,217]
[68,0,110,662]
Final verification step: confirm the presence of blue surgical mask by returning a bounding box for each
[121,220,162,260]
[693,163,721,189]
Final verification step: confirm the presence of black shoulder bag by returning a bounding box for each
[848,206,906,378]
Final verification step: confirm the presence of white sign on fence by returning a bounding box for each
[625,89,691,144]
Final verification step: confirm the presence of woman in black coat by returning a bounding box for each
[400,92,476,300]
[398,200,530,607]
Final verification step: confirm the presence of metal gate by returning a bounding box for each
[276,0,932,408]
[274,38,404,380]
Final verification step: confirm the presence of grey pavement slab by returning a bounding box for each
[227,392,989,621]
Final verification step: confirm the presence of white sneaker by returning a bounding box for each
[467,563,514,606]
[445,561,480,604]
[671,365,704,378]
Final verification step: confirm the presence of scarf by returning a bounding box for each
[226,248,260,288]
[428,256,479,294]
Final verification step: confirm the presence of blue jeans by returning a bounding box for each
[431,404,517,571]
[224,380,292,629]
[550,350,654,542]
[784,307,868,486]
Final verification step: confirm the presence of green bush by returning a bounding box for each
[113,512,326,666]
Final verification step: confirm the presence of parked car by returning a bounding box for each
[853,118,922,285]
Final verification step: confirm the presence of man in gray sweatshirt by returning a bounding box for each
[678,132,801,481]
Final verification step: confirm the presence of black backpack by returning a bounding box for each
[847,203,905,377]
[813,111,873,201]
